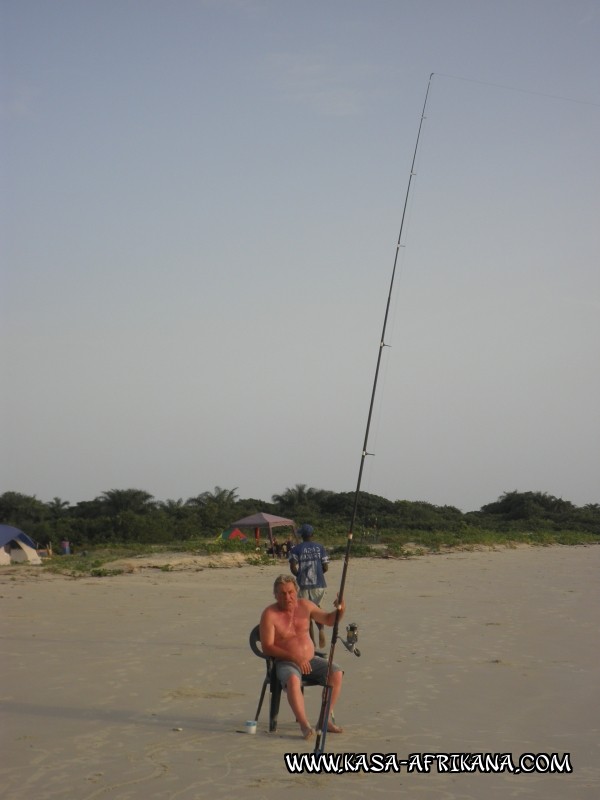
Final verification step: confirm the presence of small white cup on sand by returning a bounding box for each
[245,720,257,734]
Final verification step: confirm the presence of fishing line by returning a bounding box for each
[313,73,436,755]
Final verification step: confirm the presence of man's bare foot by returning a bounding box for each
[327,720,344,733]
[301,725,314,740]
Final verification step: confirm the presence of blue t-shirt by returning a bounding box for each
[289,541,329,589]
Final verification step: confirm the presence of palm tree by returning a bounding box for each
[158,498,187,519]
[98,489,156,516]
[0,491,47,526]
[186,486,239,508]
[46,497,71,533]
[186,487,239,534]
[47,497,70,517]
[272,484,309,510]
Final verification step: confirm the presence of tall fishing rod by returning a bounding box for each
[314,73,435,755]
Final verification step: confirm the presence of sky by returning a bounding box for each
[2,0,599,513]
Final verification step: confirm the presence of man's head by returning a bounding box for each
[273,574,299,609]
[298,524,314,540]
[273,574,298,595]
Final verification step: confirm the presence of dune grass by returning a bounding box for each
[29,527,598,577]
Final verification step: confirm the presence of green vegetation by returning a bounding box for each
[1,487,598,571]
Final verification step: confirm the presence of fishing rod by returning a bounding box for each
[313,73,435,755]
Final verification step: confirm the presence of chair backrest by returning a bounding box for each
[249,625,267,660]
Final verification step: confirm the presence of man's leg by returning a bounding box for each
[310,659,344,734]
[285,674,313,738]
[326,669,344,733]
[317,621,326,649]
[314,590,327,649]
[308,619,326,649]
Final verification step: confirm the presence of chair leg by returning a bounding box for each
[255,676,269,723]
[269,679,282,732]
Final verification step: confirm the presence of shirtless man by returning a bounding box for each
[259,574,344,740]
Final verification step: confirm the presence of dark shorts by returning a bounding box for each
[275,656,342,689]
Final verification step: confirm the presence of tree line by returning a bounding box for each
[1,486,598,550]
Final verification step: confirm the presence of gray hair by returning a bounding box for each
[273,574,298,595]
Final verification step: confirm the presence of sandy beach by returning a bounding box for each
[1,544,598,799]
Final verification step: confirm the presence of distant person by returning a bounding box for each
[60,538,70,555]
[267,537,282,557]
[288,524,329,649]
[280,535,294,558]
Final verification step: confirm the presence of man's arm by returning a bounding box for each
[311,596,345,627]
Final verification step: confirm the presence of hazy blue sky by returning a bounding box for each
[2,0,599,512]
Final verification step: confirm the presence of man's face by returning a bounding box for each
[275,581,298,611]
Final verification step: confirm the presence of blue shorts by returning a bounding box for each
[275,656,342,689]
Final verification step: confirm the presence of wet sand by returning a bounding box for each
[1,545,598,799]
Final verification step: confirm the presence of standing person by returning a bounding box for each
[259,574,344,740]
[288,523,329,649]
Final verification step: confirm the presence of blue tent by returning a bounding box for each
[0,524,41,565]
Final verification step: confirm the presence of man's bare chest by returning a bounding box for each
[273,609,310,640]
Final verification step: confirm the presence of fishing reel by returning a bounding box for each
[339,622,361,657]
